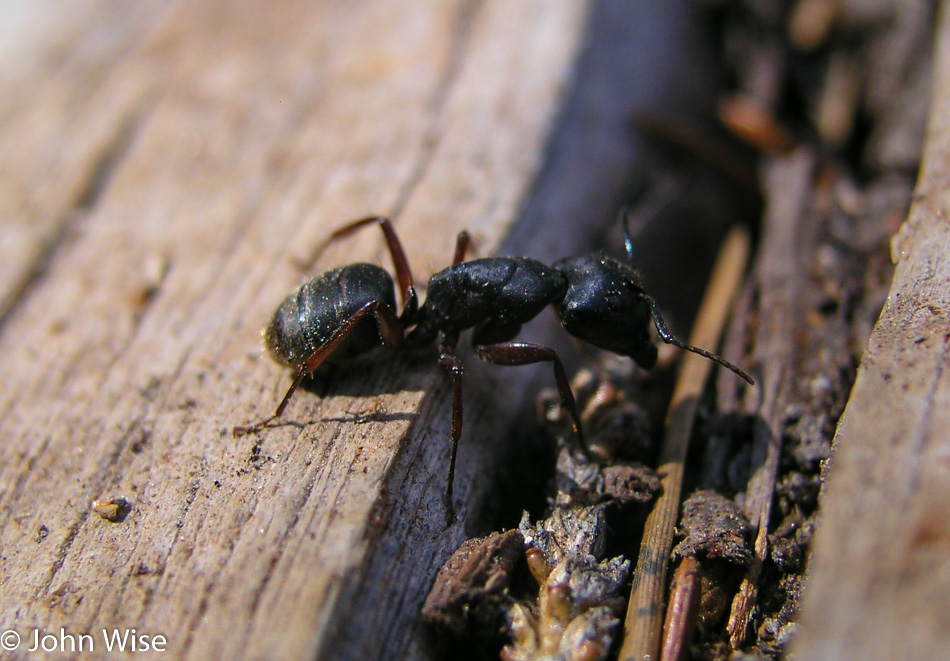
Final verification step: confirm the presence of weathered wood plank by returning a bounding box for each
[793,5,950,659]
[0,1,592,659]
[0,0,173,322]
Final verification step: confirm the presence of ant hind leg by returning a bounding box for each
[233,299,405,436]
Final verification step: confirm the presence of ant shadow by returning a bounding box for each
[274,345,440,428]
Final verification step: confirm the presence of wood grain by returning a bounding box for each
[0,1,592,659]
[792,5,950,659]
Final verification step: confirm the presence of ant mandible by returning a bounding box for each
[233,213,754,520]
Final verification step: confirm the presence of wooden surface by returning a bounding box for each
[793,5,950,660]
[0,2,595,659]
[19,2,941,659]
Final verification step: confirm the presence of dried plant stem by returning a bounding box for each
[660,556,702,661]
[726,150,813,648]
[618,227,751,661]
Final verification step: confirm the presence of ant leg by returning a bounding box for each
[309,216,418,318]
[644,295,755,385]
[437,333,463,523]
[474,342,587,456]
[452,231,471,265]
[233,300,404,436]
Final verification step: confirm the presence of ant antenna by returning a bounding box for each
[644,295,755,385]
[620,176,681,264]
[618,181,754,385]
[620,208,636,263]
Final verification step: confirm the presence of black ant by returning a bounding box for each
[234,214,754,520]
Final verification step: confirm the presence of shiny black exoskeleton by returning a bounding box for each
[264,263,401,368]
[555,255,659,369]
[413,257,567,345]
[234,215,754,520]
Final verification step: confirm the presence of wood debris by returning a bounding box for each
[92,497,131,523]
[422,529,525,636]
[424,359,662,659]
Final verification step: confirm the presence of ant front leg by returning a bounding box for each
[474,342,587,456]
[233,300,404,436]
[437,332,464,523]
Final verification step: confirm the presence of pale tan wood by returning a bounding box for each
[0,1,173,320]
[0,1,592,659]
[793,5,950,659]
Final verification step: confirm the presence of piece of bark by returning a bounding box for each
[422,529,524,636]
[671,491,752,566]
[0,2,593,660]
[792,5,950,659]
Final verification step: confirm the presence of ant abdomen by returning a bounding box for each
[264,263,398,368]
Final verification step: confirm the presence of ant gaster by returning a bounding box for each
[234,214,754,521]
